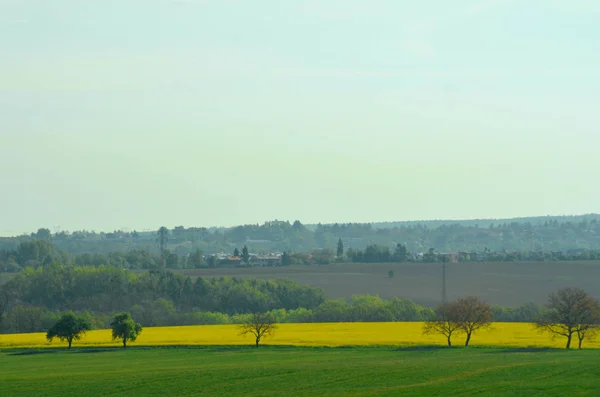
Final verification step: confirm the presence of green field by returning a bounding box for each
[1,347,599,396]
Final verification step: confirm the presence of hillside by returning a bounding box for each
[1,214,599,257]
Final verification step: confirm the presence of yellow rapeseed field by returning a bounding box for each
[0,322,596,349]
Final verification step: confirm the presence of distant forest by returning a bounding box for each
[0,264,542,334]
[1,215,599,264]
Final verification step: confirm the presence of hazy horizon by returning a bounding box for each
[2,212,599,237]
[2,0,599,236]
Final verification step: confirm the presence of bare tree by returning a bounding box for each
[238,313,278,348]
[575,321,600,350]
[454,296,493,347]
[423,303,463,347]
[536,287,600,349]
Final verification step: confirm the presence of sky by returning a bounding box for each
[1,0,599,235]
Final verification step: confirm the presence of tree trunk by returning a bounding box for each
[68,338,72,349]
[255,337,260,348]
[123,338,127,349]
[465,332,472,347]
[578,335,584,350]
[566,333,572,349]
[447,336,452,348]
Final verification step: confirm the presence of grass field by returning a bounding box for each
[176,261,600,306]
[1,322,596,349]
[1,346,599,396]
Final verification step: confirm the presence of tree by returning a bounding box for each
[575,316,600,349]
[242,245,250,264]
[207,255,219,268]
[163,249,179,268]
[238,313,278,348]
[6,305,44,333]
[536,287,600,349]
[233,247,240,257]
[110,312,143,348]
[188,249,206,268]
[393,243,408,262]
[281,251,291,266]
[337,238,344,258]
[454,296,493,347]
[423,248,436,263]
[156,227,169,266]
[363,244,391,263]
[423,303,463,347]
[46,313,92,349]
[0,288,9,324]
[34,228,52,240]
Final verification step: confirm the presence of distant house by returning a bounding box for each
[220,256,243,267]
[249,254,281,267]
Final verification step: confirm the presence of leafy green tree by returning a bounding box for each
[181,277,194,310]
[393,243,408,262]
[242,245,250,264]
[311,248,334,264]
[46,313,92,349]
[281,251,291,266]
[337,238,344,258]
[363,244,391,263]
[187,249,206,268]
[110,312,143,348]
[423,248,436,263]
[233,247,240,257]
[207,255,219,268]
[16,240,56,265]
[34,228,52,240]
[6,305,44,333]
[163,250,179,268]
[156,226,169,266]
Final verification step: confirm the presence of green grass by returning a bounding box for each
[1,346,599,396]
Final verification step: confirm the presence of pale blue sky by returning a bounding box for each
[1,0,599,235]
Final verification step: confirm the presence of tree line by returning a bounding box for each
[39,287,600,350]
[0,263,325,317]
[424,287,600,349]
[0,263,557,335]
[4,237,600,274]
[2,215,600,264]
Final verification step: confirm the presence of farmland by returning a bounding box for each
[175,261,600,307]
[1,322,597,349]
[1,346,599,396]
[4,260,600,308]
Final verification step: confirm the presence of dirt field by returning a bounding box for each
[174,261,600,307]
[3,261,599,307]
